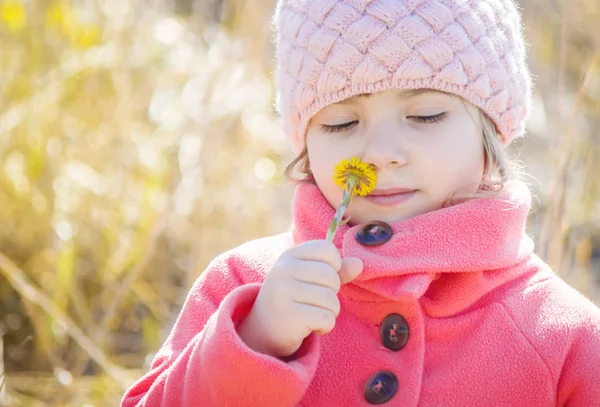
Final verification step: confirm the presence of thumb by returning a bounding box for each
[338,257,363,285]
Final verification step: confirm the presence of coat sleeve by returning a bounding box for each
[120,253,320,407]
[556,307,600,406]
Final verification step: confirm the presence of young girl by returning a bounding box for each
[122,0,600,405]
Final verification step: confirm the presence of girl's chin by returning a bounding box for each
[346,208,417,226]
[347,200,443,226]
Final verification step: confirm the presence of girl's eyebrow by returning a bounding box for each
[336,89,437,105]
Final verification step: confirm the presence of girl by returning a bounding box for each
[122,0,600,406]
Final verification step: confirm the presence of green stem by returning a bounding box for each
[326,176,358,241]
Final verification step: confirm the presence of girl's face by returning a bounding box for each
[306,89,485,225]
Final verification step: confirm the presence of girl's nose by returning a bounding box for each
[361,129,408,170]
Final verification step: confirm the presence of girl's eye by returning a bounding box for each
[319,113,447,133]
[320,120,358,134]
[408,112,448,124]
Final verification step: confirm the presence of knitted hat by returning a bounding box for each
[273,0,532,154]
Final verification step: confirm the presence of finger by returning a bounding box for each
[286,240,342,271]
[290,260,341,292]
[293,302,336,336]
[292,281,341,317]
[338,257,363,285]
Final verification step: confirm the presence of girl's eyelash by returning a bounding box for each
[408,112,448,124]
[320,113,448,134]
[320,121,358,134]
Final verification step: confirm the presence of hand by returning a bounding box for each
[237,240,363,358]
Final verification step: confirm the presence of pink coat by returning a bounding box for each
[122,182,600,406]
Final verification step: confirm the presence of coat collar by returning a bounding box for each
[291,181,537,316]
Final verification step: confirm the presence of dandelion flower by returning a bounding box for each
[332,157,377,196]
[326,157,377,241]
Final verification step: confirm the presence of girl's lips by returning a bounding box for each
[365,190,417,206]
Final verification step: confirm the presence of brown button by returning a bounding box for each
[381,314,409,351]
[364,371,398,404]
[355,221,393,246]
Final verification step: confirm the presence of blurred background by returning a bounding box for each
[0,0,598,405]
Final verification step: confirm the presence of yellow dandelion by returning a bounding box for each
[326,157,377,241]
[332,156,377,196]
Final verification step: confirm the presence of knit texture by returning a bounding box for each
[273,0,533,153]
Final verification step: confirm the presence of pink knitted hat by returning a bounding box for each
[273,0,532,153]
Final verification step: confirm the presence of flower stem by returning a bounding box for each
[326,176,358,241]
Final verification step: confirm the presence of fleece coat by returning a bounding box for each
[122,181,600,406]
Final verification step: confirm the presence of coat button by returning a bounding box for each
[380,314,409,351]
[355,221,393,246]
[364,371,398,404]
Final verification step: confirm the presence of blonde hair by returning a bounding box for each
[284,108,522,203]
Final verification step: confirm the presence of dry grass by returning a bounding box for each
[0,0,598,405]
